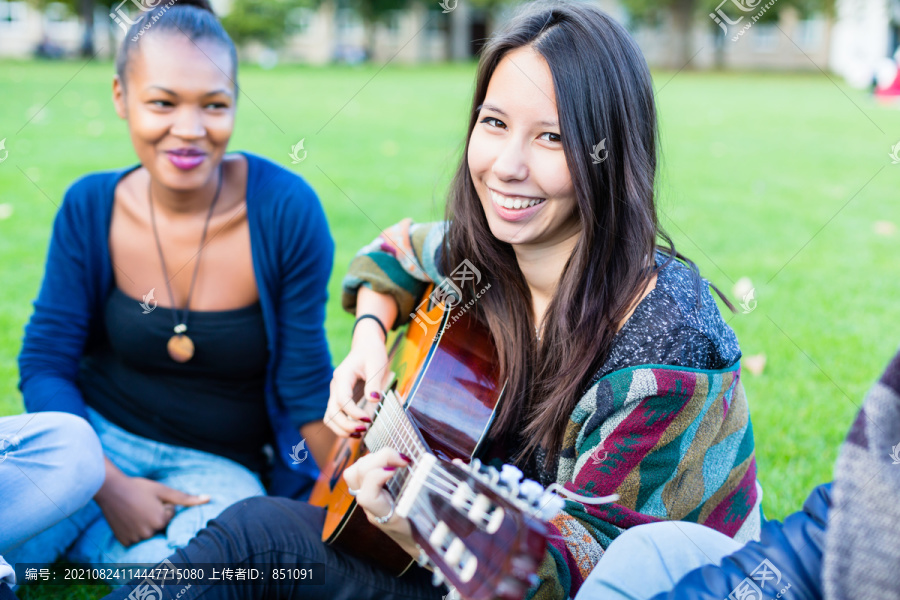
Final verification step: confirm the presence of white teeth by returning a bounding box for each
[491,189,545,210]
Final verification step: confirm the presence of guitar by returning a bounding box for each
[309,288,563,600]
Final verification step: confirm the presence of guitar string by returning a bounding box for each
[366,400,419,497]
[371,398,442,495]
[368,397,465,499]
[350,311,537,542]
[369,398,483,510]
[400,468,500,536]
[364,376,511,558]
[364,399,532,555]
[369,392,499,518]
[351,382,567,572]
[374,399,463,497]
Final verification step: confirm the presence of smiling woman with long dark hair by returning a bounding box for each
[8,0,335,570]
[104,2,761,600]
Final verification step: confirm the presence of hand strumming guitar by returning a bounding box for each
[324,287,397,439]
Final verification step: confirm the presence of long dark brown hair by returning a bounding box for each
[443,1,733,466]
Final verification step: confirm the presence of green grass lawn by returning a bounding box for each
[2,57,900,597]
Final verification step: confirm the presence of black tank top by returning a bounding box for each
[78,287,271,472]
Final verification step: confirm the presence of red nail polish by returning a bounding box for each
[359,417,372,423]
[349,432,362,439]
[383,466,396,471]
[399,453,412,463]
[355,425,368,432]
[369,391,382,400]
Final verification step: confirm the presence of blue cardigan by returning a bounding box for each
[18,152,334,498]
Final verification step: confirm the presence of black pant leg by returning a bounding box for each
[104,498,444,600]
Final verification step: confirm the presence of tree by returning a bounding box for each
[351,0,410,58]
[221,0,312,48]
[620,0,835,69]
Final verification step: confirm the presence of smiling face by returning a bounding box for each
[467,46,580,252]
[113,33,236,191]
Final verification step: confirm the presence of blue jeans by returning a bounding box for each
[575,521,744,600]
[0,412,105,555]
[6,407,265,572]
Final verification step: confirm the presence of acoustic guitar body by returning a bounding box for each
[309,292,503,576]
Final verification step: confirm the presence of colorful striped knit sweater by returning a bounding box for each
[343,220,762,600]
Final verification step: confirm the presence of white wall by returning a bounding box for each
[829,0,891,88]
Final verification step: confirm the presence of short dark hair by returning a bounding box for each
[114,0,238,92]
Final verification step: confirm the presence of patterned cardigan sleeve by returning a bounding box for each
[528,363,761,600]
[341,219,446,326]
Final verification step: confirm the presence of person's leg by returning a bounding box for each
[12,407,153,568]
[1,556,20,600]
[156,449,266,552]
[72,441,266,569]
[105,498,445,600]
[575,521,744,600]
[0,412,105,554]
[3,501,105,568]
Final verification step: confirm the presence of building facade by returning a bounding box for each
[0,0,894,82]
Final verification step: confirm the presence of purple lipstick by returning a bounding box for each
[167,147,207,170]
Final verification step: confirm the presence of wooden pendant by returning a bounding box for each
[167,334,195,363]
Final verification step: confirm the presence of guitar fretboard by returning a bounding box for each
[363,390,430,500]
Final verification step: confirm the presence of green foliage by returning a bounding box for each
[221,0,311,47]
[622,0,835,26]
[466,0,517,8]
[344,0,410,25]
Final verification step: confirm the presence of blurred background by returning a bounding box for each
[1,0,900,79]
[1,0,900,531]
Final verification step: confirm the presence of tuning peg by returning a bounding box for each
[537,493,565,519]
[483,464,500,486]
[431,567,445,588]
[415,545,431,568]
[519,479,544,503]
[510,555,538,580]
[496,575,528,600]
[499,464,523,488]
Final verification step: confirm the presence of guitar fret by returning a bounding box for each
[366,391,428,501]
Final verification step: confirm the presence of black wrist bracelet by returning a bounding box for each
[353,314,388,340]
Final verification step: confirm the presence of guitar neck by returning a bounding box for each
[363,390,431,506]
[311,287,544,600]
[365,391,485,536]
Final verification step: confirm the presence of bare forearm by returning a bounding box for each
[94,456,125,502]
[354,286,398,344]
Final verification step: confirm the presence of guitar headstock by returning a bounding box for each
[399,457,563,600]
